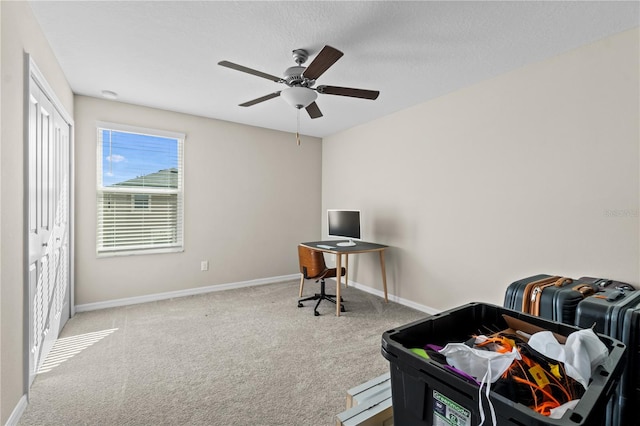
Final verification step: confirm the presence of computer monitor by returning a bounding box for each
[327,209,361,247]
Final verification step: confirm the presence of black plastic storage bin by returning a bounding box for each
[381,302,626,426]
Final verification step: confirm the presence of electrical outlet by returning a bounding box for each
[200,260,209,271]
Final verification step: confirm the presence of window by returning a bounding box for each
[97,122,184,255]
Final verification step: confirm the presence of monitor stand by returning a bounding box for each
[337,239,356,247]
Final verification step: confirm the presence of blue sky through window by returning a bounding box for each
[101,130,179,187]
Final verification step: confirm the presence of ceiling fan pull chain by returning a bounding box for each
[296,109,301,146]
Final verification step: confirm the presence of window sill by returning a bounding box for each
[97,246,184,258]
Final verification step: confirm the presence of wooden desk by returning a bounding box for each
[300,241,389,316]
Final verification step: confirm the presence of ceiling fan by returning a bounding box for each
[218,45,380,119]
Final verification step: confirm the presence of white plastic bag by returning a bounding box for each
[439,339,520,384]
[527,328,608,389]
[440,337,521,425]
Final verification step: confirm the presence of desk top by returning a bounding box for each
[301,240,387,254]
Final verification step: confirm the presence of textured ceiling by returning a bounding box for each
[29,1,639,138]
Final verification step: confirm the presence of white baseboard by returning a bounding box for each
[5,394,28,426]
[345,279,441,315]
[75,274,300,312]
[74,273,439,316]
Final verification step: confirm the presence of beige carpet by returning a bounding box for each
[19,280,427,425]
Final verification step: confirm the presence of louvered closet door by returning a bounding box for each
[28,76,71,385]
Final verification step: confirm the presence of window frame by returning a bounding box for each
[96,121,185,257]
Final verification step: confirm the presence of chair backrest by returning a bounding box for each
[298,245,327,279]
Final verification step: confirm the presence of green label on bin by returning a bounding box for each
[433,390,471,426]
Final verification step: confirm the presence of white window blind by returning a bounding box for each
[96,123,184,255]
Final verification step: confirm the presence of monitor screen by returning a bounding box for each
[327,210,361,243]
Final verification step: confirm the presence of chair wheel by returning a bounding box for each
[314,310,320,316]
[298,302,303,308]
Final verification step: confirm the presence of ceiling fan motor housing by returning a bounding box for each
[283,66,315,88]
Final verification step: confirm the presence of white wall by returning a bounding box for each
[1,2,74,424]
[323,28,639,312]
[74,96,322,305]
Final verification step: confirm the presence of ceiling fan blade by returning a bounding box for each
[317,85,380,100]
[305,102,323,119]
[303,46,343,80]
[218,61,282,82]
[239,92,281,107]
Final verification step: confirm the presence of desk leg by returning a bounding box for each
[336,253,342,317]
[344,254,349,288]
[379,251,388,303]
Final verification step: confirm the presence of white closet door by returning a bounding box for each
[27,72,71,385]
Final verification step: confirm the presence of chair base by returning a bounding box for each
[297,279,345,316]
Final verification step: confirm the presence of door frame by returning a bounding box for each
[23,53,75,395]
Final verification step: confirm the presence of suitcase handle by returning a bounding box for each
[573,284,595,297]
[554,278,573,287]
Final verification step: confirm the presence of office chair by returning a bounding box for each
[297,245,346,316]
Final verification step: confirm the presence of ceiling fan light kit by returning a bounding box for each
[281,86,317,109]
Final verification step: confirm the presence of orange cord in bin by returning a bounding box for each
[477,332,581,416]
